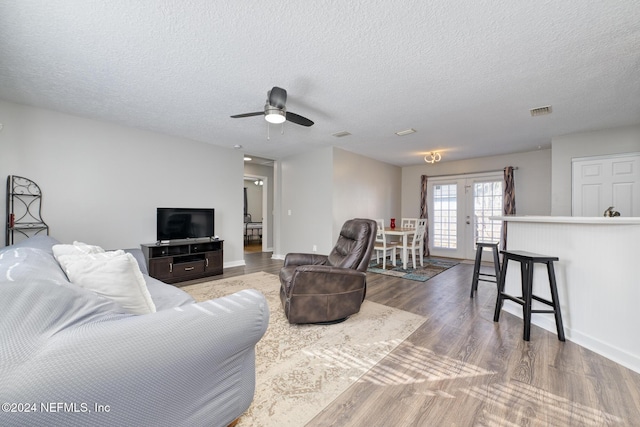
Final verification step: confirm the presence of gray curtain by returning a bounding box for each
[502,166,516,250]
[420,175,430,257]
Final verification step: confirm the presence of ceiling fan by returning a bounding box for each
[230,86,314,127]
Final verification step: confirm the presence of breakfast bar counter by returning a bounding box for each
[491,215,640,373]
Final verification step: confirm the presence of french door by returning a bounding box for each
[428,173,503,260]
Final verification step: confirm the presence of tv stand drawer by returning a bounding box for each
[172,260,206,279]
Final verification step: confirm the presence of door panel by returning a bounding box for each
[572,153,640,216]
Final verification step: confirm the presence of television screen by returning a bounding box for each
[157,208,215,241]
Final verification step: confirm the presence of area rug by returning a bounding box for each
[181,272,426,427]
[368,257,459,282]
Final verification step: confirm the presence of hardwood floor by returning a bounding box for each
[243,240,263,254]
[183,252,640,425]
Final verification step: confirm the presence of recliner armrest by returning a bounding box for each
[283,252,328,267]
[289,264,366,294]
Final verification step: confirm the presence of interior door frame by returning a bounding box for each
[243,174,269,252]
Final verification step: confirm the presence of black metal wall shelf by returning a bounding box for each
[5,175,49,246]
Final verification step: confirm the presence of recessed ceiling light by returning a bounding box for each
[244,156,252,161]
[395,128,417,136]
[234,144,243,149]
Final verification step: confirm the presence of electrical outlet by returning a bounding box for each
[312,245,317,252]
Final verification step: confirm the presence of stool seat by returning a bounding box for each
[493,250,565,342]
[495,250,558,263]
[470,241,500,298]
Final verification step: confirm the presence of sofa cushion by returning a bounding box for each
[0,246,71,286]
[2,235,61,255]
[0,278,129,368]
[0,247,127,316]
[144,276,195,310]
[55,249,157,315]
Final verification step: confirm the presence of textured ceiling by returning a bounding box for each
[1,1,639,166]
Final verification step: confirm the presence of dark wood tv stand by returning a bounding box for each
[141,239,223,284]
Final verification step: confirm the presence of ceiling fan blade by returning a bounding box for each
[230,112,264,118]
[269,87,287,109]
[286,111,314,127]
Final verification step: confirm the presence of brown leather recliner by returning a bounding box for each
[279,218,377,324]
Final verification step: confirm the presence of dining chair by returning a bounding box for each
[397,218,426,268]
[401,218,418,229]
[373,219,397,269]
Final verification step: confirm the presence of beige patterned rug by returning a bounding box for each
[181,272,427,426]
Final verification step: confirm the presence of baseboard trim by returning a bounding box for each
[501,304,640,374]
[223,260,246,268]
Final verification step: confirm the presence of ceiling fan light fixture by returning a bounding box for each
[264,107,286,124]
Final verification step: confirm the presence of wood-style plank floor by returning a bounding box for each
[182,252,640,426]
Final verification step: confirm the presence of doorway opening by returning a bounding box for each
[243,155,275,255]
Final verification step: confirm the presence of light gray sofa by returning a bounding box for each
[0,236,269,427]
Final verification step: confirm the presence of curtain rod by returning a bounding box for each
[426,166,518,179]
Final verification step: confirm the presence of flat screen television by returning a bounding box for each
[157,208,215,241]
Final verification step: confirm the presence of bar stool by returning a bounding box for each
[470,241,500,298]
[493,250,565,342]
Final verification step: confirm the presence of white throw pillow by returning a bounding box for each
[55,250,156,315]
[52,241,105,260]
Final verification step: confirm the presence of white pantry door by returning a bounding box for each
[572,153,640,216]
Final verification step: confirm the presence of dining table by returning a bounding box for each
[383,227,416,270]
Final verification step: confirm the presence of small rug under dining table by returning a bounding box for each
[368,257,459,282]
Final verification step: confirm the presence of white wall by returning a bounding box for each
[1,101,245,266]
[279,147,334,256]
[332,148,401,237]
[402,149,552,218]
[277,147,401,257]
[551,125,640,215]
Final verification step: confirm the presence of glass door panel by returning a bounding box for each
[473,180,503,244]
[429,180,466,259]
[432,183,457,249]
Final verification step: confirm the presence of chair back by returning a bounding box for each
[412,219,427,245]
[327,218,377,272]
[374,219,386,242]
[401,218,418,229]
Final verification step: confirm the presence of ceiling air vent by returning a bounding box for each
[530,105,552,117]
[332,131,352,138]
